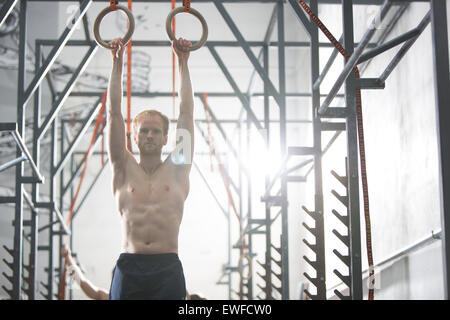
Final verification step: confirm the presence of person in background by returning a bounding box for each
[62,243,109,300]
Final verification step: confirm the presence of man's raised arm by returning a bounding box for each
[172,38,195,168]
[107,39,128,173]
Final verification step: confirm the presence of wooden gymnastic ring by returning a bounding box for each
[93,5,135,49]
[165,6,208,51]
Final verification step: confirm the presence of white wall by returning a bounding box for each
[291,1,447,300]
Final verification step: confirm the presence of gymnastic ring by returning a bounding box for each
[165,6,208,51]
[93,5,135,49]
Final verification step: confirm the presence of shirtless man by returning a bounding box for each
[106,37,194,300]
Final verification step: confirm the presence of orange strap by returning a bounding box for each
[59,91,108,300]
[126,0,133,152]
[183,0,191,12]
[299,0,374,300]
[171,0,176,118]
[110,0,118,11]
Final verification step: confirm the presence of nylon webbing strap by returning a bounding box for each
[183,0,191,12]
[126,0,133,152]
[110,0,118,11]
[171,0,176,118]
[299,0,375,300]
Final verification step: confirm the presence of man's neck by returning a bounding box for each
[139,154,163,175]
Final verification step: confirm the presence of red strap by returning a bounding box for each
[299,0,375,300]
[183,0,191,12]
[171,0,176,118]
[126,0,133,152]
[110,0,118,11]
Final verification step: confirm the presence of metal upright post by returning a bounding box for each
[246,113,253,300]
[263,42,273,300]
[237,120,243,299]
[277,0,289,300]
[342,0,363,300]
[69,154,75,300]
[12,0,27,300]
[310,0,327,300]
[58,121,65,299]
[430,0,450,300]
[30,39,43,301]
[48,120,57,300]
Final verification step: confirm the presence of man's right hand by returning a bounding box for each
[109,38,125,62]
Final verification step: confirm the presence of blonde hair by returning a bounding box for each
[132,110,169,136]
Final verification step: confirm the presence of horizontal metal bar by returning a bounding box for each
[319,0,393,114]
[358,27,421,64]
[0,156,27,173]
[355,78,385,89]
[19,176,42,184]
[39,39,377,49]
[0,196,16,204]
[67,91,343,99]
[318,107,348,118]
[0,122,17,131]
[320,122,346,131]
[11,131,45,183]
[39,39,321,47]
[328,230,443,295]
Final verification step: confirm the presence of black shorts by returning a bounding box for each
[109,253,186,300]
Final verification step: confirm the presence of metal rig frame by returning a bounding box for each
[0,0,449,300]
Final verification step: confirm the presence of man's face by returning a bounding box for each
[134,114,168,155]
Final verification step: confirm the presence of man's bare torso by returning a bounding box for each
[113,155,188,254]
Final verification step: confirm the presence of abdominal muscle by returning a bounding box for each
[115,165,185,254]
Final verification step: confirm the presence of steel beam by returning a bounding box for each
[22,0,92,108]
[319,0,392,114]
[37,43,98,141]
[430,0,450,300]
[11,0,26,300]
[342,0,363,300]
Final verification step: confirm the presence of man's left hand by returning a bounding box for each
[172,38,191,62]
